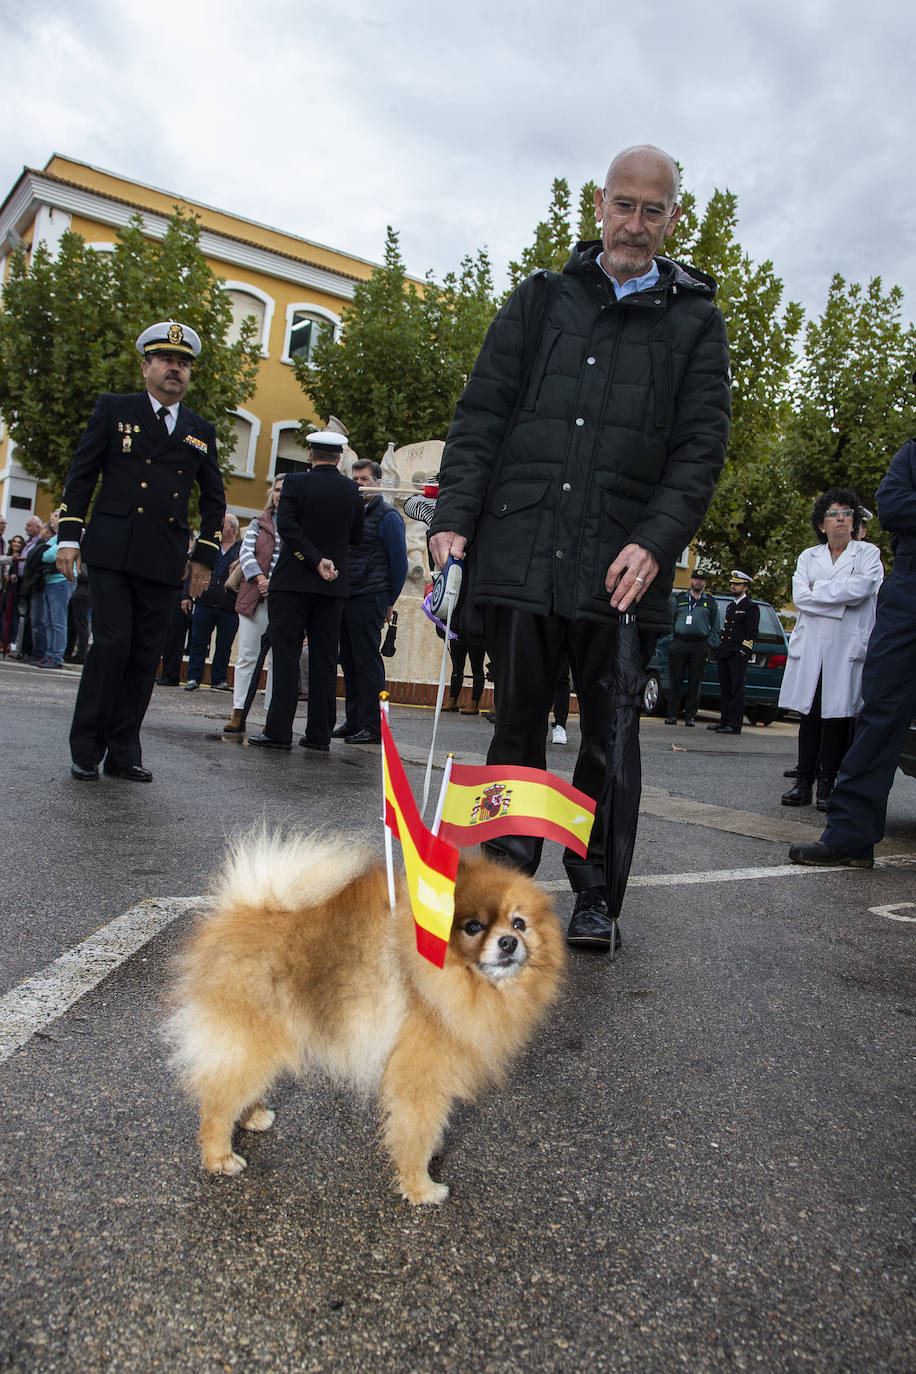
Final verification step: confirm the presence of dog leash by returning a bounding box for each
[420,557,463,817]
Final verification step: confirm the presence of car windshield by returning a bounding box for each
[715,596,784,642]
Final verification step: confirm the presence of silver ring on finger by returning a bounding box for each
[634,576,645,585]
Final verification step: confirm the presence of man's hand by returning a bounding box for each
[188,561,212,600]
[429,531,467,570]
[180,598,193,615]
[606,543,659,613]
[317,557,338,582]
[55,547,80,583]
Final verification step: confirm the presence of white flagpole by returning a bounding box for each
[431,753,454,837]
[379,694,396,910]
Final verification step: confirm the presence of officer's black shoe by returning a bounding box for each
[248,733,291,751]
[815,778,834,812]
[684,717,695,727]
[781,781,812,806]
[788,841,873,869]
[298,737,330,751]
[344,729,381,745]
[566,888,621,952]
[783,767,799,779]
[664,716,677,725]
[331,723,358,738]
[707,722,725,731]
[70,762,99,781]
[103,761,153,782]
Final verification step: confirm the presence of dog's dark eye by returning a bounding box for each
[512,916,527,931]
[462,919,485,936]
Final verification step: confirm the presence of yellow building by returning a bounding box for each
[0,153,386,533]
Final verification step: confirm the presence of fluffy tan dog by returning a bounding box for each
[166,830,564,1205]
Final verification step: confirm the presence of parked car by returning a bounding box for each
[642,594,789,726]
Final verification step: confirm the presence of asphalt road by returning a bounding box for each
[1,658,914,1373]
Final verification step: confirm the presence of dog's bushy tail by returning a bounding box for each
[208,826,374,920]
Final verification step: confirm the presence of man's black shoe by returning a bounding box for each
[782,781,813,806]
[331,723,358,739]
[248,733,291,751]
[788,841,873,869]
[344,728,381,745]
[103,762,153,782]
[720,726,741,734]
[70,762,99,781]
[664,716,677,725]
[566,888,622,952]
[298,737,330,751]
[155,676,180,686]
[684,717,695,727]
[783,767,799,779]
[707,722,725,731]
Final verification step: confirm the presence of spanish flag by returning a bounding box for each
[380,713,459,968]
[437,764,596,857]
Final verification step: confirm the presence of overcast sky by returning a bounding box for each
[1,0,914,329]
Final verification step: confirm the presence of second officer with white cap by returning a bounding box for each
[708,570,760,734]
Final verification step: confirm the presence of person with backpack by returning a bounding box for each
[429,145,731,951]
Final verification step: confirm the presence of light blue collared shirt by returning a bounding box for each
[596,253,660,300]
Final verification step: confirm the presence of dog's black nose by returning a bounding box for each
[497,935,518,954]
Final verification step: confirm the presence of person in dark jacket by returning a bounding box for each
[430,145,731,950]
[248,430,364,752]
[334,460,408,744]
[708,571,760,734]
[665,568,719,725]
[790,437,916,867]
[184,513,241,690]
[56,320,225,782]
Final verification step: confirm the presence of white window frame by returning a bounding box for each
[270,419,313,477]
[223,280,275,356]
[280,301,341,366]
[225,408,260,478]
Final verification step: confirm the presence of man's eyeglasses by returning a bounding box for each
[824,508,854,519]
[602,192,674,226]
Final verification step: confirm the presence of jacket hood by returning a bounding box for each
[564,240,719,299]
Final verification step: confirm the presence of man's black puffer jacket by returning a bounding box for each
[430,241,731,634]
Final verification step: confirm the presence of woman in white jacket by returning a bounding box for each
[779,488,883,809]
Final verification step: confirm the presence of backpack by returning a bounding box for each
[21,540,49,599]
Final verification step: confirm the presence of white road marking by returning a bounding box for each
[0,897,201,1064]
[3,854,914,1063]
[869,902,916,923]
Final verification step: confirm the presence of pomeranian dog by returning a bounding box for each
[165,830,564,1205]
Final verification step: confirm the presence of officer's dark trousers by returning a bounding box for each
[822,558,916,859]
[666,636,708,718]
[482,606,654,891]
[339,592,387,734]
[265,589,342,747]
[717,650,748,730]
[69,567,174,767]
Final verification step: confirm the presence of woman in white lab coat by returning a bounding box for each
[779,488,883,809]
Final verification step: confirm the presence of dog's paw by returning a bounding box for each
[202,1150,248,1176]
[401,1177,449,1206]
[239,1106,275,1133]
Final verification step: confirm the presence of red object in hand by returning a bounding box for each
[423,484,439,498]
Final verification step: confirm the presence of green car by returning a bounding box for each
[642,595,790,726]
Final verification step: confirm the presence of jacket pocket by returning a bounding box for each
[591,485,645,597]
[475,479,550,588]
[93,500,131,517]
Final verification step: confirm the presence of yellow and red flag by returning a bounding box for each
[437,763,595,856]
[381,713,459,967]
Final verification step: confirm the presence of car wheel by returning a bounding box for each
[643,671,664,716]
[746,704,778,726]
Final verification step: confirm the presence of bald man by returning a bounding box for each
[430,145,731,950]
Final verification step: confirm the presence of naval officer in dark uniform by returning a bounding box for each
[248,429,364,753]
[56,320,226,781]
[708,570,760,734]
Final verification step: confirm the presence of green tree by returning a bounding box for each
[785,274,916,560]
[507,178,574,287]
[576,181,600,244]
[299,226,498,459]
[0,210,261,499]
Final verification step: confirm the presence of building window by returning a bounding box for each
[271,421,311,475]
[223,283,274,355]
[281,303,341,366]
[225,409,260,477]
